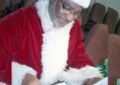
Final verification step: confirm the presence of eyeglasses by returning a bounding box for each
[60,0,82,19]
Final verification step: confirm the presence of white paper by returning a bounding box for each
[55,82,67,85]
[93,77,108,85]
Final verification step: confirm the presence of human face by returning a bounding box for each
[49,0,83,27]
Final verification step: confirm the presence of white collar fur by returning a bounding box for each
[35,0,53,32]
[35,0,74,84]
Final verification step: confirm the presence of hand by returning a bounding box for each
[85,78,102,85]
[22,73,42,85]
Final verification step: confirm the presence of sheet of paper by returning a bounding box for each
[55,82,67,85]
[54,77,108,85]
[93,77,108,85]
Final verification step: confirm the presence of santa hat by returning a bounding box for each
[71,0,91,8]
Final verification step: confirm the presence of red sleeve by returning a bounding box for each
[67,20,94,69]
[0,8,25,84]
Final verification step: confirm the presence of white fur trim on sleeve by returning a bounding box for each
[58,66,103,85]
[0,82,8,85]
[12,62,37,85]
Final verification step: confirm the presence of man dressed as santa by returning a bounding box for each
[0,0,103,85]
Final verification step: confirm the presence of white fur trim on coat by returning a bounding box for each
[35,0,53,32]
[40,22,73,85]
[12,62,37,85]
[58,66,103,85]
[71,0,91,8]
[0,82,8,85]
[35,0,74,85]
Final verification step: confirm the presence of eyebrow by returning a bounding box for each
[63,1,75,10]
[62,0,83,14]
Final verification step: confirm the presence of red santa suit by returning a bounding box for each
[0,0,102,85]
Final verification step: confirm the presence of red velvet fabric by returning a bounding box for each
[0,6,93,85]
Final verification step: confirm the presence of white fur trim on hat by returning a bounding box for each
[71,0,91,8]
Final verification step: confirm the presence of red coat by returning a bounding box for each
[0,6,94,85]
